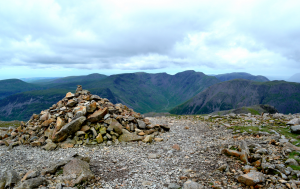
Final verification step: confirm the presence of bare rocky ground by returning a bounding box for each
[0,116,236,189]
[2,114,300,188]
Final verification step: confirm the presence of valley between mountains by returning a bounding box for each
[0,70,299,121]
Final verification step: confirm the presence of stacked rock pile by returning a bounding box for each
[0,86,170,150]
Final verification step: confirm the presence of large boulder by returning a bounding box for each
[87,107,108,122]
[182,180,204,189]
[63,159,95,186]
[118,129,143,142]
[106,118,123,135]
[137,120,146,129]
[285,158,299,166]
[52,116,86,142]
[18,177,47,189]
[287,118,300,125]
[238,171,266,186]
[291,125,300,134]
[0,170,21,188]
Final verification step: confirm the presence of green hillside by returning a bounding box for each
[170,79,300,115]
[0,71,220,121]
[0,87,119,121]
[0,79,42,99]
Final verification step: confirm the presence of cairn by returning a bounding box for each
[1,86,170,150]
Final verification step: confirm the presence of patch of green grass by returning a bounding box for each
[56,168,63,176]
[276,127,300,145]
[230,125,270,135]
[229,146,238,150]
[230,124,300,146]
[288,151,300,163]
[289,151,300,158]
[288,165,300,171]
[0,121,21,128]
[247,108,260,115]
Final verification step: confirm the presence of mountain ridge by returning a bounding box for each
[170,79,300,115]
[214,72,269,82]
[0,71,220,120]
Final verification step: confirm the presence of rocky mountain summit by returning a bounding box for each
[0,85,170,151]
[2,92,300,188]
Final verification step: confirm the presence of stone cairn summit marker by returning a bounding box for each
[1,86,170,150]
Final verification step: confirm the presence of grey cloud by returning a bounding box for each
[0,0,299,75]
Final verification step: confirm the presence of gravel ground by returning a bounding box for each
[0,117,242,188]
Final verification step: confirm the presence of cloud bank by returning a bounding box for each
[0,0,299,78]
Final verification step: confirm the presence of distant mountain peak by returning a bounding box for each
[215,72,269,82]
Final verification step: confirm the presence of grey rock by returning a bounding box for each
[137,120,146,129]
[66,112,73,118]
[257,131,269,136]
[22,169,40,181]
[41,160,71,176]
[285,158,299,166]
[287,118,300,125]
[261,163,276,174]
[106,118,123,135]
[30,136,38,142]
[104,114,110,120]
[63,158,95,186]
[279,138,289,143]
[148,153,161,159]
[270,130,280,136]
[279,172,287,179]
[55,183,62,189]
[118,129,143,142]
[18,177,47,189]
[1,170,21,188]
[52,116,86,142]
[42,142,57,151]
[183,180,204,189]
[251,154,262,161]
[217,164,229,172]
[255,148,268,155]
[291,125,300,134]
[90,95,101,100]
[275,164,290,175]
[238,171,266,186]
[90,127,97,138]
[0,174,5,189]
[142,181,152,186]
[66,99,77,107]
[168,183,181,189]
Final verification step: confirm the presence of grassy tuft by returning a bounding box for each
[0,121,21,128]
[288,165,300,171]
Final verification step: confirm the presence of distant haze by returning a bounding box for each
[287,73,300,83]
[0,0,300,80]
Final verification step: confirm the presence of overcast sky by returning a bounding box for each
[0,0,299,80]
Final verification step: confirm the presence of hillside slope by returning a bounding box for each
[0,70,220,120]
[0,79,42,99]
[215,72,269,82]
[33,73,107,86]
[0,88,120,121]
[82,70,220,113]
[170,79,300,115]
